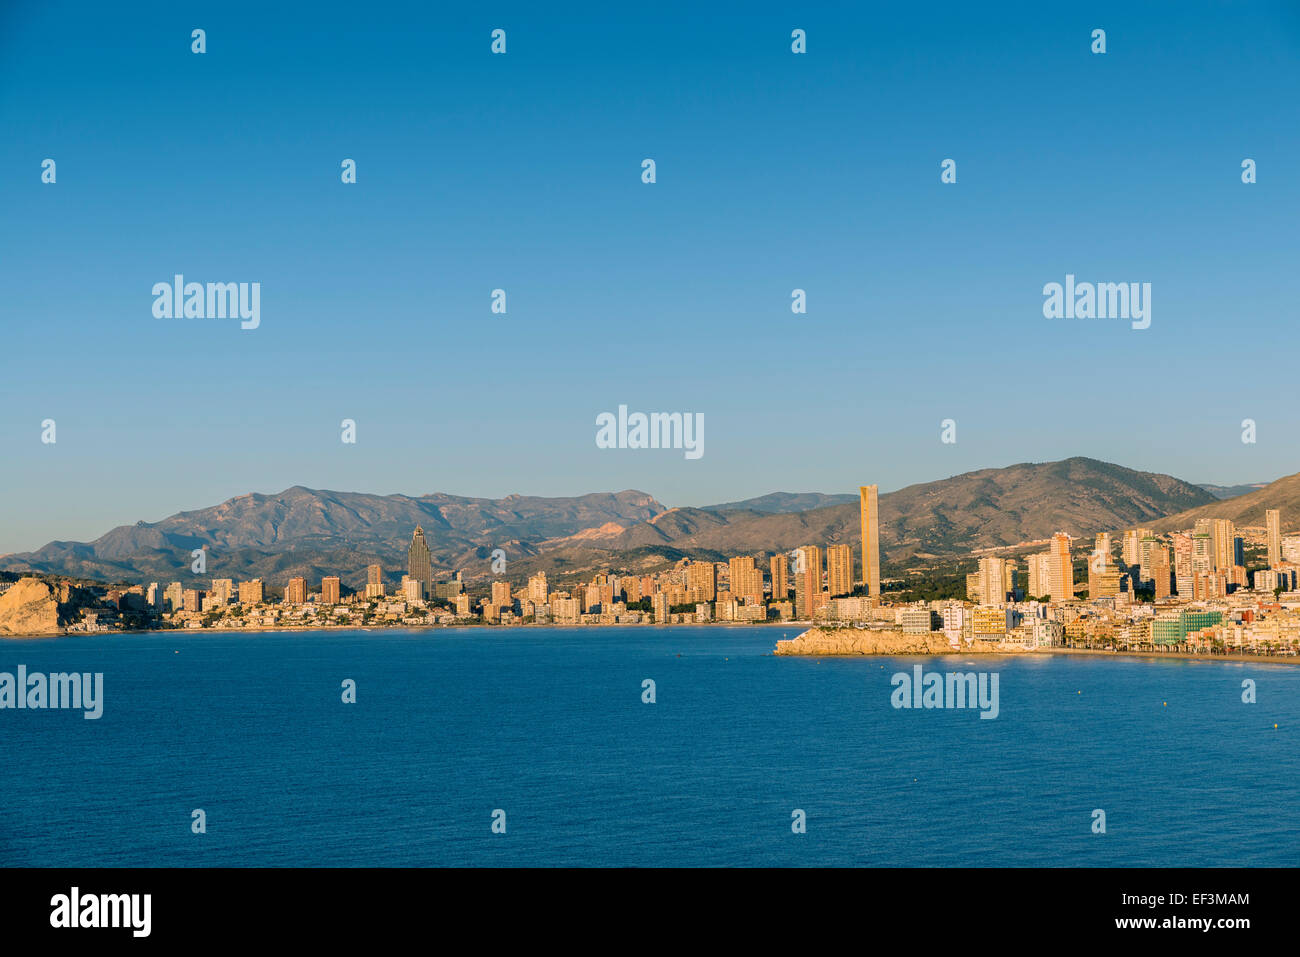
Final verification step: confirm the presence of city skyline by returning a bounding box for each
[9,495,1297,646]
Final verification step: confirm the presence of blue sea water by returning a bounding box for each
[1,626,1297,867]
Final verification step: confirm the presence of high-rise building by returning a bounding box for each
[286,577,307,604]
[687,561,716,602]
[492,580,512,609]
[528,571,549,605]
[210,578,235,604]
[1191,532,1213,575]
[1122,529,1146,568]
[1093,533,1111,570]
[407,526,432,595]
[321,576,341,605]
[1027,553,1052,599]
[794,545,823,618]
[1138,535,1162,584]
[977,556,1010,604]
[728,556,764,603]
[1048,533,1073,602]
[1211,519,1235,573]
[826,545,854,598]
[769,554,789,601]
[1267,509,1282,567]
[238,579,264,604]
[1089,567,1122,598]
[1149,548,1172,600]
[859,486,881,597]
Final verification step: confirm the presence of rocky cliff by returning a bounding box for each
[0,578,63,637]
[774,627,1025,656]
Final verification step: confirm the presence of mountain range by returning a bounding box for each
[1,457,1290,588]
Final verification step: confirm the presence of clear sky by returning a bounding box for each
[2,1,1299,553]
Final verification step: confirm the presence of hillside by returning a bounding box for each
[0,488,667,586]
[591,457,1218,563]
[0,458,1224,587]
[1154,471,1300,533]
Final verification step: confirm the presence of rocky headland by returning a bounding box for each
[0,577,64,637]
[774,627,1031,656]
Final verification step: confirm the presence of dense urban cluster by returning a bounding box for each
[10,489,1296,656]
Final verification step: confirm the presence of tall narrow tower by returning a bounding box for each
[1266,509,1282,568]
[859,485,880,597]
[408,525,432,595]
[1049,532,1073,602]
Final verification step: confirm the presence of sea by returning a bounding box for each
[2,626,1297,867]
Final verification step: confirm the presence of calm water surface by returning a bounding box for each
[2,626,1296,866]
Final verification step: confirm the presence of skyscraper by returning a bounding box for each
[1122,529,1140,567]
[794,545,823,618]
[858,485,880,597]
[687,561,716,602]
[1267,509,1282,567]
[769,553,789,601]
[1149,547,1172,600]
[407,526,432,595]
[977,556,1010,604]
[1093,533,1110,570]
[1122,528,1152,568]
[1027,553,1052,598]
[1138,535,1161,584]
[1048,533,1073,602]
[321,576,340,605]
[826,544,854,598]
[286,576,307,604]
[728,556,764,603]
[1211,519,1235,573]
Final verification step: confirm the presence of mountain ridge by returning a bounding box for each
[0,458,1256,586]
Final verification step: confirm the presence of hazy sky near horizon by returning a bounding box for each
[2,1,1299,553]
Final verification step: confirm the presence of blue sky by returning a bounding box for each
[2,1,1299,553]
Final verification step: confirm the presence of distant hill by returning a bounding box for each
[585,457,1217,564]
[700,492,858,514]
[0,458,1224,587]
[1156,472,1300,533]
[1196,482,1270,500]
[0,488,667,586]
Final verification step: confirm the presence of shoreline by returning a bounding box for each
[774,645,1300,666]
[6,622,1300,664]
[772,627,1300,665]
[1,619,807,640]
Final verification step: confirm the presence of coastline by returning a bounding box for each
[773,627,1300,665]
[0,618,805,640]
